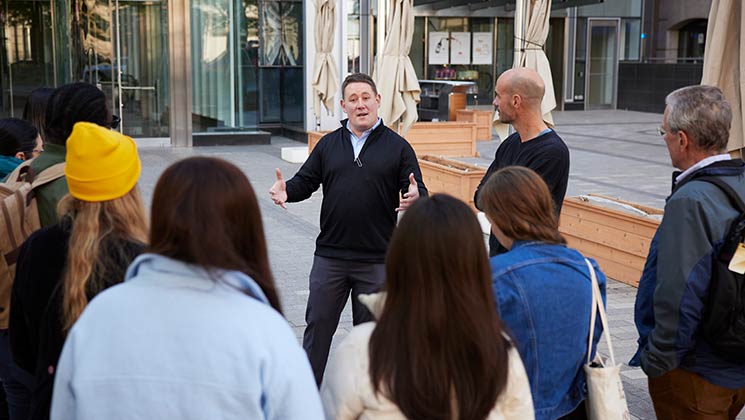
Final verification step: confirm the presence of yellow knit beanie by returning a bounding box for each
[65,122,141,202]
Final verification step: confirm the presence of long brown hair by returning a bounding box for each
[148,157,281,312]
[369,194,510,420]
[478,166,566,245]
[60,186,148,332]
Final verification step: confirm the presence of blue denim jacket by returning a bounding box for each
[491,241,606,420]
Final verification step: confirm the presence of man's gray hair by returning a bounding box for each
[665,85,732,152]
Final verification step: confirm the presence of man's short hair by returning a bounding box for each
[666,85,732,152]
[341,73,378,99]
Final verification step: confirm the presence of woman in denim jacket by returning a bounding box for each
[479,166,607,420]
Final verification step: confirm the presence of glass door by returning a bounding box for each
[0,0,169,137]
[585,18,619,110]
[78,0,170,137]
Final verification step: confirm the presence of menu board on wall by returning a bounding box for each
[428,31,450,64]
[450,32,471,64]
[472,32,493,65]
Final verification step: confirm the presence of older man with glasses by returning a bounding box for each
[632,85,745,419]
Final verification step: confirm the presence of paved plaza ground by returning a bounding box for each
[134,109,740,420]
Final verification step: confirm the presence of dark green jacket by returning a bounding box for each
[29,144,68,227]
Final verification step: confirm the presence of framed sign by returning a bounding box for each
[472,32,493,65]
[450,32,471,64]
[428,31,449,64]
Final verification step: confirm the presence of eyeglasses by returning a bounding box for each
[657,126,666,136]
[111,114,121,130]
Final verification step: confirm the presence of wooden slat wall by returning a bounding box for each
[559,197,662,287]
[456,110,493,141]
[418,155,485,211]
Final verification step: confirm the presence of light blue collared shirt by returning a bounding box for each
[346,118,382,159]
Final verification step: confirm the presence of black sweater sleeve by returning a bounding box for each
[398,144,428,197]
[286,142,324,203]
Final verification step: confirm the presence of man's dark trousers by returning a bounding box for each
[302,255,385,385]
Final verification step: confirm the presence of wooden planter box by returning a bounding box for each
[308,122,478,158]
[308,130,331,153]
[456,109,493,141]
[418,155,486,211]
[559,195,662,287]
[404,121,478,157]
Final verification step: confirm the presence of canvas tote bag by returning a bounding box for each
[583,258,630,420]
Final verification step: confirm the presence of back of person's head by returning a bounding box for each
[59,122,147,332]
[665,85,731,153]
[23,87,54,139]
[0,118,38,160]
[149,157,281,312]
[478,166,566,245]
[369,194,510,419]
[45,83,111,146]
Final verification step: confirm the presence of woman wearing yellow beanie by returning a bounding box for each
[9,122,147,420]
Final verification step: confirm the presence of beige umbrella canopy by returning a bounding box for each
[493,0,556,140]
[312,0,339,119]
[373,0,421,135]
[702,0,744,154]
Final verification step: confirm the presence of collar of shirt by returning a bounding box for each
[675,153,732,184]
[346,118,382,159]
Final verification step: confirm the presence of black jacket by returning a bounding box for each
[9,218,144,420]
[287,120,427,263]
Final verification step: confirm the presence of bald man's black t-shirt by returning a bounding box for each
[474,129,570,256]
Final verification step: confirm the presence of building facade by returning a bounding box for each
[1,0,305,145]
[0,0,711,143]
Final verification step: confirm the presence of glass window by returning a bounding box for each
[2,0,170,137]
[260,67,280,122]
[574,18,587,101]
[621,18,641,61]
[190,0,264,132]
[677,19,707,63]
[347,0,360,74]
[257,0,303,125]
[496,18,514,78]
[423,17,494,103]
[1,0,55,117]
[410,17,424,79]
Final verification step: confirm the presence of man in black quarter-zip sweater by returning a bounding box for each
[269,73,427,385]
[474,68,570,257]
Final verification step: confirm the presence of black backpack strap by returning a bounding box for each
[695,176,745,213]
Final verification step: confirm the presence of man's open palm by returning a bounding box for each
[269,168,288,209]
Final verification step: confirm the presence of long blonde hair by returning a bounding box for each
[58,186,148,332]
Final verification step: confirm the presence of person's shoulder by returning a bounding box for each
[312,126,346,152]
[21,222,69,254]
[381,125,411,146]
[539,130,569,152]
[499,132,522,147]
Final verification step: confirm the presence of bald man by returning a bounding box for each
[474,68,570,256]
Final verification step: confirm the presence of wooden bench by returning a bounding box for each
[418,155,485,211]
[456,109,493,141]
[308,121,478,158]
[559,195,662,287]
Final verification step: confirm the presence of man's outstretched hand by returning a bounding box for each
[396,173,420,212]
[269,168,288,209]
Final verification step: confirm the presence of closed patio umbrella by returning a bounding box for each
[494,0,556,140]
[702,0,744,154]
[373,0,420,135]
[312,0,339,120]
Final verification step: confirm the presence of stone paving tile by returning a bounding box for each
[134,109,744,419]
